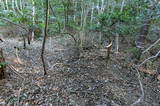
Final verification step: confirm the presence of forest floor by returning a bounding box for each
[0,35,160,106]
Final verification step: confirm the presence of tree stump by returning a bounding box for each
[0,48,6,80]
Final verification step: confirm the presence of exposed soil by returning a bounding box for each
[0,34,160,106]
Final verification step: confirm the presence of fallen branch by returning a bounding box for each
[142,38,160,54]
[7,64,25,79]
[130,66,144,106]
[138,50,160,67]
[60,32,77,44]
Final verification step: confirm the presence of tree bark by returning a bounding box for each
[136,19,151,49]
[41,0,49,75]
[0,48,6,80]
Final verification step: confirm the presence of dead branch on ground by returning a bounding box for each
[60,32,78,44]
[130,66,144,106]
[142,38,160,54]
[138,50,160,67]
[7,64,25,79]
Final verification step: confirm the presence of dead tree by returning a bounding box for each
[41,0,49,75]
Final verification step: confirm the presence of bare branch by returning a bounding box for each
[142,38,160,54]
[138,50,160,67]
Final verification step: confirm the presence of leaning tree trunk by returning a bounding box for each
[136,2,156,49]
[0,48,6,80]
[136,19,151,49]
[134,19,151,63]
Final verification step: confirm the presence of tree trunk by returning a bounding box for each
[136,19,151,49]
[41,0,49,75]
[0,48,6,80]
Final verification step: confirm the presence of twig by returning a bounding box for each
[142,38,160,54]
[137,50,160,67]
[130,66,144,106]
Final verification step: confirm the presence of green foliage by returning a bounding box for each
[0,62,6,68]
[0,0,159,42]
[97,0,160,44]
[98,4,139,38]
[128,47,142,60]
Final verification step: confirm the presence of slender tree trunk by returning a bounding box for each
[5,0,9,10]
[41,0,45,36]
[15,0,19,11]
[73,0,77,22]
[120,0,125,12]
[31,0,35,41]
[19,0,22,10]
[62,1,66,28]
[80,1,83,28]
[63,0,69,28]
[41,0,49,75]
[11,0,15,11]
[15,0,22,14]
[90,2,94,25]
